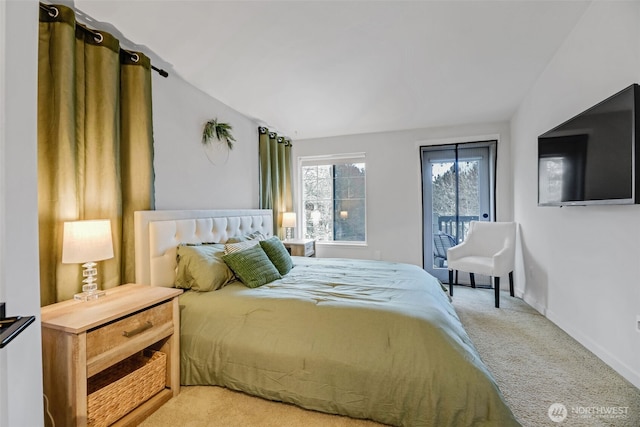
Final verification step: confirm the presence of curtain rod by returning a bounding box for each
[39,3,169,78]
[151,65,169,78]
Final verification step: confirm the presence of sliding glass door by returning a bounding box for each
[421,141,496,283]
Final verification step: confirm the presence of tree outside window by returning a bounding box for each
[301,156,366,243]
[432,160,480,240]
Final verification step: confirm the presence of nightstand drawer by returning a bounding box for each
[86,301,173,374]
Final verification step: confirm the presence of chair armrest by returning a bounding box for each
[492,246,514,275]
[447,240,472,261]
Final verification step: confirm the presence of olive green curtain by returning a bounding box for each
[38,4,154,305]
[258,127,292,239]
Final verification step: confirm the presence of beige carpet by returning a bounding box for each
[453,286,640,427]
[140,286,640,427]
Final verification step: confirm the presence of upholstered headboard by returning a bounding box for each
[134,209,273,287]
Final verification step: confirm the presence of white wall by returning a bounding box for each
[0,1,44,427]
[512,0,640,388]
[152,73,259,210]
[294,121,512,265]
[0,1,6,423]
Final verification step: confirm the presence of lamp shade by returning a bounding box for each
[282,212,297,228]
[62,220,114,264]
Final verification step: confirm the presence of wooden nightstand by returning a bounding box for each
[41,284,182,427]
[283,238,316,257]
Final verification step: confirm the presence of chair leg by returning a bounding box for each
[494,277,500,308]
[509,271,514,297]
[470,273,476,288]
[455,270,458,285]
[448,270,454,296]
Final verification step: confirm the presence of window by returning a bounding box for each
[299,154,366,243]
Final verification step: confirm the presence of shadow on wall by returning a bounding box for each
[517,226,549,315]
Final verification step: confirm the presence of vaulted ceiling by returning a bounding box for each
[75,0,590,140]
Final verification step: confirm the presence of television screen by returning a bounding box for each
[538,84,638,206]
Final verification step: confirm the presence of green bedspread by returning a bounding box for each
[179,257,520,426]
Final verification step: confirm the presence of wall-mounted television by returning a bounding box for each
[538,83,640,206]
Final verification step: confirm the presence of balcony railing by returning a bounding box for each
[436,215,479,242]
[432,215,479,268]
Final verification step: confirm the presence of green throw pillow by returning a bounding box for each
[176,244,235,292]
[259,236,294,275]
[222,244,281,288]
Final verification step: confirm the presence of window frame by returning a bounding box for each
[297,153,367,246]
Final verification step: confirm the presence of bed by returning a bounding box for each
[134,209,519,427]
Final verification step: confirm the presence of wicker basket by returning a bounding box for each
[87,349,166,427]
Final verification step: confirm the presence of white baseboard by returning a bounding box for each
[546,308,640,390]
[520,291,546,316]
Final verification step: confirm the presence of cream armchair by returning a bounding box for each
[446,221,516,308]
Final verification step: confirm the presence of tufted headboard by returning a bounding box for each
[134,209,273,287]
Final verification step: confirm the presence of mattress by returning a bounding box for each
[178,256,519,426]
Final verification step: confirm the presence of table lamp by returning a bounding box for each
[62,219,114,301]
[282,212,296,240]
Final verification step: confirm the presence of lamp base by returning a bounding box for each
[74,289,106,302]
[74,262,106,301]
